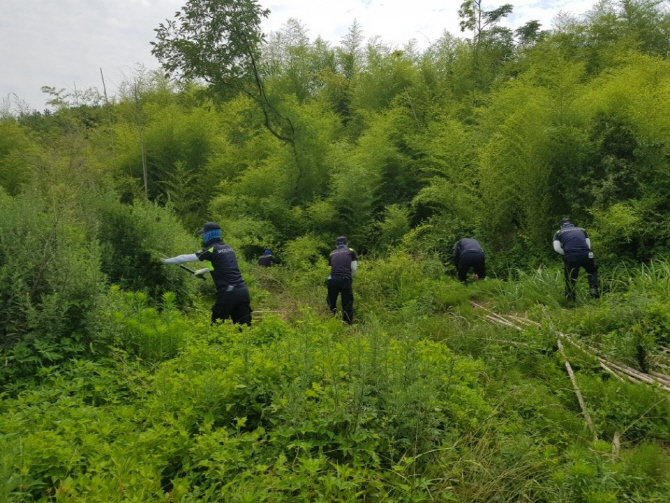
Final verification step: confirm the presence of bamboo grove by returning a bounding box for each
[2,0,670,501]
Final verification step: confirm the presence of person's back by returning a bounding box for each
[258,249,281,267]
[553,224,590,257]
[454,238,483,257]
[327,236,358,324]
[553,219,599,300]
[452,238,485,283]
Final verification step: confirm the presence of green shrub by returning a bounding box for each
[94,198,200,306]
[0,191,107,384]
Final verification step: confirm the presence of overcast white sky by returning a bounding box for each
[1,0,597,112]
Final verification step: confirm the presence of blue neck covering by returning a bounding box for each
[203,229,222,245]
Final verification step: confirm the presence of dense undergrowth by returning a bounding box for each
[2,252,670,502]
[3,1,670,499]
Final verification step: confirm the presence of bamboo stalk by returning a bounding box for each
[485,312,524,330]
[604,360,670,392]
[471,302,524,330]
[484,314,522,331]
[648,371,670,388]
[557,332,669,387]
[508,315,541,328]
[600,362,626,383]
[557,338,596,440]
[612,432,621,457]
[482,338,538,348]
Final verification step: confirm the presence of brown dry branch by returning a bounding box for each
[507,314,541,328]
[600,362,626,383]
[484,314,523,331]
[612,432,621,457]
[557,338,597,441]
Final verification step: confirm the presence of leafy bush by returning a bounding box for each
[282,234,329,271]
[0,191,107,384]
[94,197,200,306]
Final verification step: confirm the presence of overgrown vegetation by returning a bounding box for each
[2,0,670,500]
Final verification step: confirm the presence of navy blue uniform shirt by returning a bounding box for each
[453,238,484,265]
[196,241,246,291]
[553,225,590,257]
[329,246,358,277]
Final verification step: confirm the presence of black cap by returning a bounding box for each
[197,222,220,235]
[559,218,573,227]
[336,236,348,245]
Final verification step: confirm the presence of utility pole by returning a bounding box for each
[133,81,148,199]
[99,68,116,162]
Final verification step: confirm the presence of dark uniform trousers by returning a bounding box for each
[327,275,354,324]
[212,285,252,326]
[563,253,599,301]
[457,252,486,283]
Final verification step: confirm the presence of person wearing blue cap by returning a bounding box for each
[258,249,281,267]
[327,236,358,324]
[553,218,599,301]
[162,222,252,325]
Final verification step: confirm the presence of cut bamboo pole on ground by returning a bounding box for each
[559,332,670,392]
[612,432,621,457]
[557,338,597,441]
[600,362,626,383]
[470,302,542,332]
[472,303,670,396]
[484,314,523,331]
[508,314,541,328]
[649,371,670,387]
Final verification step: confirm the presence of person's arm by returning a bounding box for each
[350,249,359,276]
[162,253,199,264]
[584,230,592,250]
[271,256,281,265]
[452,241,460,266]
[553,239,564,255]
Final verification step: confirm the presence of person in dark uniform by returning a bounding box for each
[553,219,599,301]
[162,222,252,325]
[258,249,281,267]
[327,236,358,324]
[453,238,486,283]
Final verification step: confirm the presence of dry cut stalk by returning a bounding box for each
[612,432,621,457]
[508,314,541,328]
[559,332,670,392]
[471,302,529,331]
[649,371,670,387]
[557,338,597,441]
[484,314,523,331]
[600,362,626,383]
[602,360,670,392]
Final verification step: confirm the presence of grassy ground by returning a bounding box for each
[2,254,670,502]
